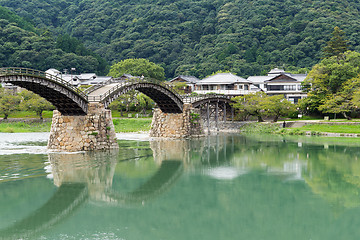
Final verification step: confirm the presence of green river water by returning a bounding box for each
[1,133,360,239]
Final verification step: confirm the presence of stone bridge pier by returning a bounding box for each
[150,103,204,138]
[48,103,119,151]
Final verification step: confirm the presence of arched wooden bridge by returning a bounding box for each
[0,68,88,115]
[0,67,234,115]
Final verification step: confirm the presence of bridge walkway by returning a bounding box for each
[87,83,119,102]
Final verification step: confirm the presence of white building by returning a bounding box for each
[194,73,252,96]
[247,68,307,103]
[45,69,112,86]
[169,75,200,93]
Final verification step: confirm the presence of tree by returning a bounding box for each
[171,82,188,95]
[318,75,360,119]
[266,95,296,122]
[108,58,165,81]
[19,90,54,119]
[0,89,21,119]
[322,26,349,59]
[302,51,360,115]
[351,89,360,109]
[135,93,154,115]
[232,92,268,122]
[109,90,137,116]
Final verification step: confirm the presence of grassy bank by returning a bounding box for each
[113,118,152,132]
[240,122,360,136]
[1,111,53,119]
[0,121,52,133]
[293,124,360,134]
[0,118,152,133]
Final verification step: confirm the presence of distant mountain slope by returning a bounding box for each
[0,5,36,32]
[1,0,360,78]
[0,5,108,74]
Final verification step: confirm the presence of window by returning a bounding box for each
[284,85,296,91]
[268,85,296,91]
[226,84,234,90]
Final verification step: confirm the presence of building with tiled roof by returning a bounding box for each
[247,68,307,103]
[194,73,252,96]
[169,75,200,93]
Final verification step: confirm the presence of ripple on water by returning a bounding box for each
[0,133,51,182]
[0,132,49,155]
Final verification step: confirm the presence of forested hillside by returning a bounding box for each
[0,6,108,74]
[1,0,360,78]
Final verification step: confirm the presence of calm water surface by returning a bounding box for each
[1,133,360,239]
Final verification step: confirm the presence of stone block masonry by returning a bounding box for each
[150,103,204,138]
[48,103,119,151]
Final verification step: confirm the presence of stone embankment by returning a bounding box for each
[48,103,118,151]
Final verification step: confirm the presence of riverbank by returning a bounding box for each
[1,117,360,137]
[240,121,360,137]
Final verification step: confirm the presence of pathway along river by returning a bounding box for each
[1,133,360,239]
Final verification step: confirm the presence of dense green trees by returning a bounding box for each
[0,88,54,119]
[322,26,350,59]
[0,7,108,74]
[232,92,295,122]
[2,0,360,78]
[108,58,165,81]
[301,51,360,119]
[108,91,155,117]
[19,90,54,119]
[0,89,21,119]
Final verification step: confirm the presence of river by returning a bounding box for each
[1,133,360,239]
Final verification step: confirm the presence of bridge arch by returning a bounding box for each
[190,95,233,109]
[89,81,184,113]
[0,68,88,115]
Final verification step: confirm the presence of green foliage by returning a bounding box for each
[232,92,295,122]
[190,112,200,124]
[302,51,360,117]
[19,90,55,119]
[0,88,21,119]
[232,92,268,122]
[352,89,360,109]
[0,6,35,32]
[109,58,165,81]
[239,122,281,134]
[109,90,138,116]
[265,95,296,122]
[172,82,188,94]
[322,27,349,59]
[0,15,108,74]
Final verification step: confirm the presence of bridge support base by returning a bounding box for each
[48,103,118,152]
[150,103,204,138]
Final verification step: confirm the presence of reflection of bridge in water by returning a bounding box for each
[0,67,235,151]
[0,136,235,239]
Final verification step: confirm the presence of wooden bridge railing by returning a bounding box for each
[182,93,233,104]
[88,77,183,103]
[0,67,88,101]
